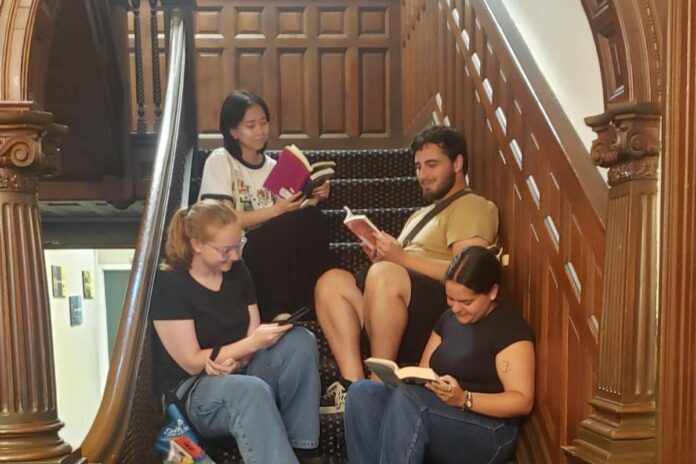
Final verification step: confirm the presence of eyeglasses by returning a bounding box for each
[205,236,247,257]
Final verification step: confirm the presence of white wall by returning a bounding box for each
[501,0,604,150]
[45,248,134,448]
[96,249,134,266]
[45,249,109,448]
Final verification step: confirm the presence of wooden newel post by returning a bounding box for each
[564,101,660,463]
[0,103,71,463]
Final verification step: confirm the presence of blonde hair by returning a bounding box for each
[162,200,239,270]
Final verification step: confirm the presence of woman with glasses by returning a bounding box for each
[150,200,324,463]
[198,90,331,322]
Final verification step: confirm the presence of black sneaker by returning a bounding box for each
[319,380,350,414]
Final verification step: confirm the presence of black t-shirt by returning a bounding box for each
[429,306,534,393]
[149,262,257,394]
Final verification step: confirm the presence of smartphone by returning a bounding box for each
[274,306,310,325]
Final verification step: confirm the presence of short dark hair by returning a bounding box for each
[445,246,501,294]
[410,125,468,175]
[219,90,271,160]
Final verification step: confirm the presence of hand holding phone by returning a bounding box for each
[272,306,310,325]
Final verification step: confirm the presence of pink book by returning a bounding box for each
[263,145,336,198]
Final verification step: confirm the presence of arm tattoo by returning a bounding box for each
[501,360,512,373]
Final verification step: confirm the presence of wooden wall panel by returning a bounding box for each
[360,51,387,134]
[196,51,224,133]
[402,1,608,462]
[126,0,400,148]
[319,51,347,134]
[185,0,401,149]
[278,49,308,135]
[236,50,264,96]
[658,0,696,460]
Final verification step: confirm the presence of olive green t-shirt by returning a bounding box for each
[397,193,498,261]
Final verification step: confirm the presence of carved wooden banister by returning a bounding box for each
[78,10,192,463]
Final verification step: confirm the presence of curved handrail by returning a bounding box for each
[79,10,188,463]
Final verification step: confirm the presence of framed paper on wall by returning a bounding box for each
[69,295,83,326]
[51,265,66,298]
[82,271,94,299]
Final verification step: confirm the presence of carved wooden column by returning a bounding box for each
[564,102,660,463]
[658,0,696,461]
[0,103,72,463]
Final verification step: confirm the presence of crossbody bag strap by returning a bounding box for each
[162,345,222,438]
[400,188,472,248]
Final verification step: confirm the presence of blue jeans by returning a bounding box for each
[344,380,519,464]
[182,327,321,464]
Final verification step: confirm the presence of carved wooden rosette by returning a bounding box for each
[564,102,661,463]
[0,104,72,462]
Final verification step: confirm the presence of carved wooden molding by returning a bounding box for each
[1,0,67,104]
[579,0,664,104]
[0,104,71,462]
[585,102,661,185]
[565,65,663,464]
[0,1,40,100]
[0,104,67,189]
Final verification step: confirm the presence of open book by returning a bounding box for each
[364,357,439,388]
[343,206,381,250]
[263,145,336,198]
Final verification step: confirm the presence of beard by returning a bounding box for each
[422,170,456,202]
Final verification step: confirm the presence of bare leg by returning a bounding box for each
[315,269,366,381]
[363,262,412,363]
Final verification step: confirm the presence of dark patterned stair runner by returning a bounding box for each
[189,148,419,463]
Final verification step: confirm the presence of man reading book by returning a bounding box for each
[315,126,499,413]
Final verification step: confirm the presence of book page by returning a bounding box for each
[345,218,379,249]
[285,144,312,171]
[364,358,402,388]
[396,366,439,384]
[344,206,380,249]
[310,160,337,171]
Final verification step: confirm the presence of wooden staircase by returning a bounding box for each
[184,146,424,463]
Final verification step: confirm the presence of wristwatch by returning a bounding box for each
[461,390,473,411]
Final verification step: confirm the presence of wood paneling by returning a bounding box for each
[319,51,346,134]
[278,49,307,135]
[578,0,664,104]
[360,50,387,134]
[658,0,696,461]
[177,0,401,149]
[402,1,607,462]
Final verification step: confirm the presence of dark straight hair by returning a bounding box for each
[445,246,501,294]
[410,125,469,176]
[219,90,271,160]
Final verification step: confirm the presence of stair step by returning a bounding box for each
[322,207,418,243]
[323,177,425,210]
[267,148,414,179]
[193,148,413,181]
